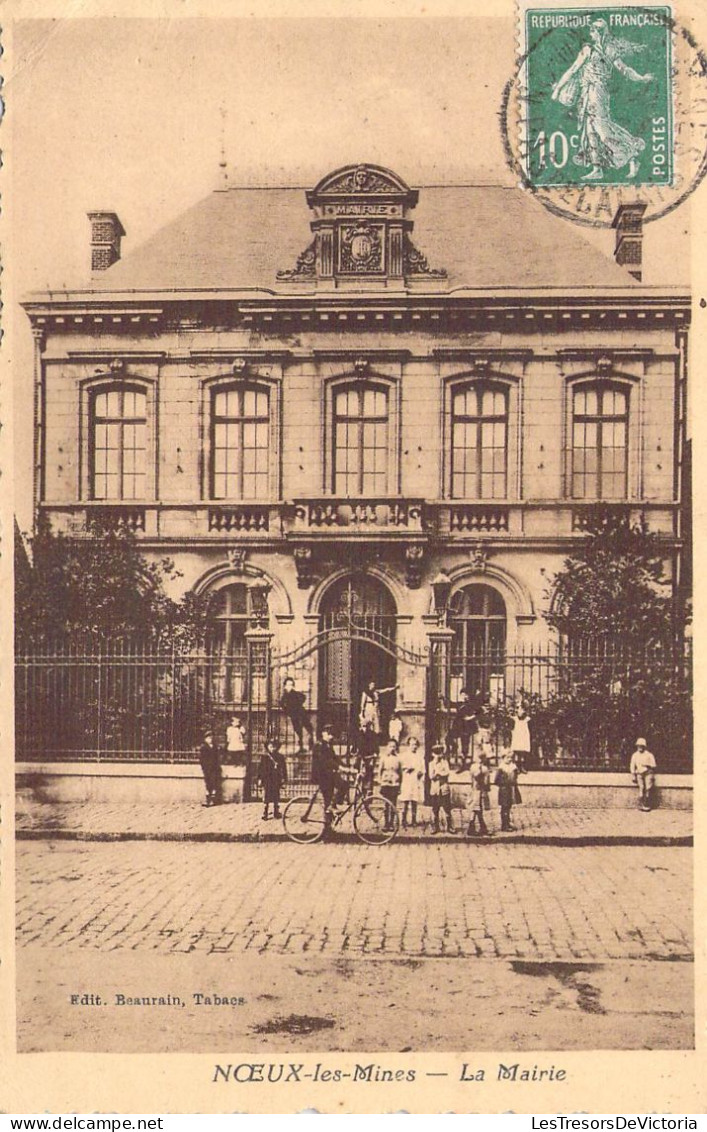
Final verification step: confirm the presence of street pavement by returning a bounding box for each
[15,839,693,1052]
[15,798,693,845]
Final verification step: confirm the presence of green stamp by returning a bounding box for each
[524,7,673,187]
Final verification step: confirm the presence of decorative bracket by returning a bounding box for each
[469,542,490,573]
[293,546,317,590]
[404,543,426,589]
[226,547,247,574]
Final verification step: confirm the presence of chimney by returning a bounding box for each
[612,203,647,282]
[88,211,125,272]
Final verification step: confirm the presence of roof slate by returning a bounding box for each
[85,183,640,294]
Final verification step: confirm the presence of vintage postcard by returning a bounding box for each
[1,0,705,1115]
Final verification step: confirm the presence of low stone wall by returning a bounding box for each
[16,763,692,810]
[16,763,247,805]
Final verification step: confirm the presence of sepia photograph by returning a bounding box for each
[4,0,705,1114]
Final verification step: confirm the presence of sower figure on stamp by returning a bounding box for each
[280,676,314,752]
[259,737,287,821]
[551,19,654,181]
[198,728,223,808]
[630,737,657,812]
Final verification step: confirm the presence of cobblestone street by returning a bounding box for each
[16,840,693,1052]
[17,840,692,960]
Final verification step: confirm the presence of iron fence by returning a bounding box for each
[15,635,692,774]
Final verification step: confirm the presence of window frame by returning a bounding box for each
[325,375,399,497]
[81,376,156,503]
[443,376,517,501]
[569,379,631,501]
[210,383,272,502]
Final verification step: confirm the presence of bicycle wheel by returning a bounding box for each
[353,793,399,845]
[282,794,326,844]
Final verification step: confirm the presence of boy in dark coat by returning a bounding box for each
[198,728,223,807]
[280,677,314,751]
[259,737,287,820]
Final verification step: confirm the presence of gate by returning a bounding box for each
[242,625,447,800]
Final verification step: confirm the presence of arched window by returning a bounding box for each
[211,385,270,500]
[571,384,629,500]
[90,385,147,500]
[449,584,507,694]
[209,583,268,704]
[451,384,508,499]
[332,383,389,495]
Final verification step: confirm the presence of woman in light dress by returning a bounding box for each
[511,703,531,772]
[551,19,654,180]
[399,735,426,828]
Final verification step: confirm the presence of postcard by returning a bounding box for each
[1,0,705,1114]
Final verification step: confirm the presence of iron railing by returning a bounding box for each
[15,636,692,774]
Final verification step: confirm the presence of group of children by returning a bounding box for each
[199,704,658,822]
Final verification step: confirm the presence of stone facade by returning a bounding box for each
[23,164,690,733]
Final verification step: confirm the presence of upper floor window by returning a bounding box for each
[212,385,270,500]
[333,383,390,495]
[91,386,147,500]
[451,384,508,499]
[571,384,629,500]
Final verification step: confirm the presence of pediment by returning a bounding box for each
[310,164,414,200]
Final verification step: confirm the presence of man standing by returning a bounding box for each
[198,728,223,807]
[311,725,342,834]
[630,737,657,812]
[280,676,314,752]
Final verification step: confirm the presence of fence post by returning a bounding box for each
[425,626,455,751]
[96,636,103,763]
[245,627,273,802]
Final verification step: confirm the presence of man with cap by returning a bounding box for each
[630,737,657,811]
[259,736,288,820]
[198,727,223,807]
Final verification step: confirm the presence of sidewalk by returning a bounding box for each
[15,797,693,845]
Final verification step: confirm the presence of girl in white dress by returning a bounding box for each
[399,736,425,828]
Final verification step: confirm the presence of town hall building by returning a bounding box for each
[22,164,690,764]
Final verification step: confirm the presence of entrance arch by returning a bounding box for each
[319,574,398,740]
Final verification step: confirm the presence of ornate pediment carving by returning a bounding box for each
[277,163,446,287]
[403,234,446,278]
[276,239,316,282]
[321,165,404,195]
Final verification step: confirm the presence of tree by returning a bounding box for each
[15,516,209,645]
[546,505,676,648]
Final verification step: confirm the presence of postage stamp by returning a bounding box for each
[507,0,707,226]
[523,6,673,187]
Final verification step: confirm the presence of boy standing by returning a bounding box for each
[630,738,657,812]
[198,728,223,807]
[280,677,314,752]
[428,742,455,834]
[259,737,287,820]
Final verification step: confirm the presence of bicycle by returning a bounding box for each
[282,756,399,846]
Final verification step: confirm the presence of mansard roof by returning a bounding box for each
[79,181,645,295]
